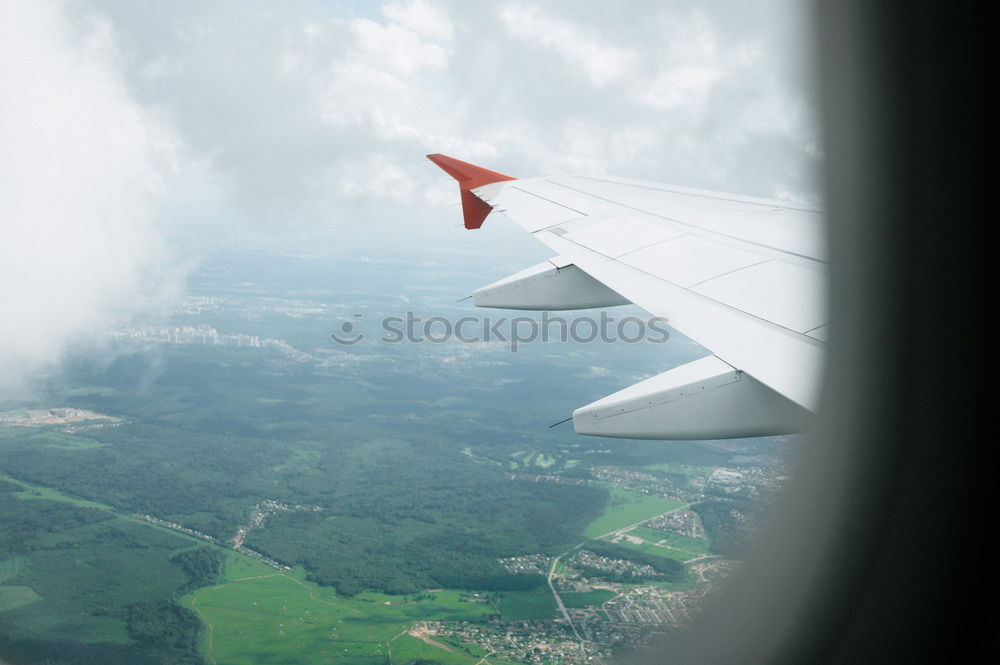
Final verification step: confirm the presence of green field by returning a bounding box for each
[0,586,41,612]
[508,450,558,470]
[628,526,710,561]
[612,538,695,564]
[183,553,513,664]
[30,430,106,450]
[642,464,714,482]
[583,487,684,539]
[0,557,26,582]
[1,472,116,512]
[560,589,616,608]
[495,586,558,621]
[388,633,482,665]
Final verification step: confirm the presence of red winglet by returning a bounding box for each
[427,153,516,229]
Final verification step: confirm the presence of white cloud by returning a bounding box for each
[85,0,818,227]
[350,13,450,75]
[0,0,182,395]
[381,0,454,42]
[636,65,723,111]
[0,0,820,390]
[499,4,638,87]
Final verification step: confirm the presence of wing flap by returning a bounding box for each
[473,258,630,310]
[573,355,812,440]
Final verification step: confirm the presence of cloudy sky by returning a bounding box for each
[0,0,819,394]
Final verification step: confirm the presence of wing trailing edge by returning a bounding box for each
[572,355,812,440]
[473,257,630,310]
[427,153,516,229]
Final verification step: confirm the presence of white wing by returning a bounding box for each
[429,154,825,440]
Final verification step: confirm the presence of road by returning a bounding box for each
[546,501,697,644]
[596,502,695,540]
[547,551,583,642]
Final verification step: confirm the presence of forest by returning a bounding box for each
[691,499,761,556]
[0,345,617,601]
[0,482,206,665]
[1,418,607,599]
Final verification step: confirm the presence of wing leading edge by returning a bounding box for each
[428,154,825,440]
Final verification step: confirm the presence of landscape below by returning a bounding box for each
[0,244,790,665]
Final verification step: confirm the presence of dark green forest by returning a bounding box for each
[171,547,225,592]
[248,480,603,595]
[0,344,621,599]
[0,483,205,665]
[691,499,761,556]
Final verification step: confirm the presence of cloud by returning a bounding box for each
[0,0,182,395]
[353,2,452,74]
[85,0,818,229]
[499,4,639,87]
[0,0,820,391]
[382,0,454,42]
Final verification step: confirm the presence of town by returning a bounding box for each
[431,448,789,664]
[0,407,121,431]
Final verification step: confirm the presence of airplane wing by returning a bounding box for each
[428,153,826,440]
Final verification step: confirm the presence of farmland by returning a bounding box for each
[185,553,541,664]
[582,487,685,539]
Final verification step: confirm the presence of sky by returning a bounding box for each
[0,0,819,396]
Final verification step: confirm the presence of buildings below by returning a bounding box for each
[110,323,267,349]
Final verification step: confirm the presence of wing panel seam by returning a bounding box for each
[683,258,775,288]
[547,231,826,345]
[564,175,823,214]
[543,179,827,267]
[508,184,590,217]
